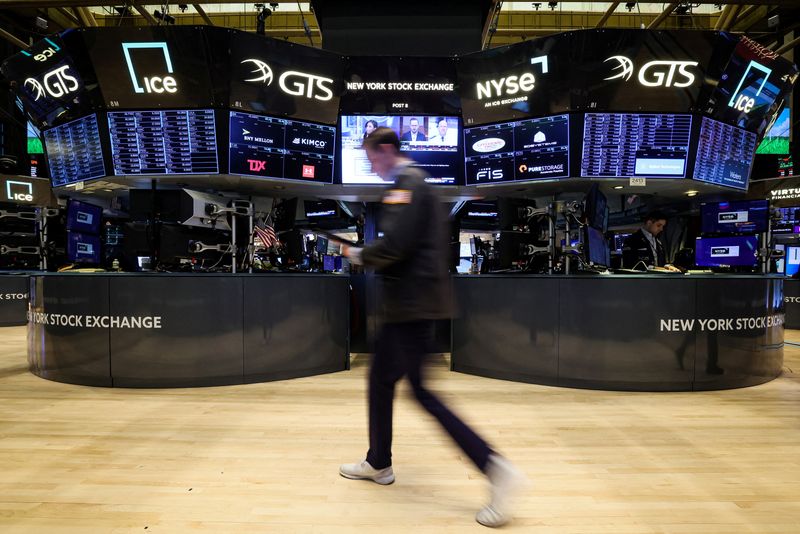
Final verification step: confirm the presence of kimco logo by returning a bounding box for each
[6,180,33,202]
[122,42,177,94]
[603,56,698,88]
[292,137,327,149]
[24,65,79,101]
[241,58,334,101]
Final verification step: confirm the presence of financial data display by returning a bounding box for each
[581,113,692,178]
[695,235,759,268]
[229,111,335,183]
[464,114,569,185]
[108,109,219,175]
[693,116,757,190]
[700,200,769,235]
[44,114,106,187]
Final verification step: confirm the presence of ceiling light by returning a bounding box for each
[686,190,699,197]
[613,186,624,190]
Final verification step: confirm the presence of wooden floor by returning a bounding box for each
[1,328,799,533]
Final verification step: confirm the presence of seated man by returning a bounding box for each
[622,211,669,269]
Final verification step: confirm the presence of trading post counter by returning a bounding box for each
[452,275,784,391]
[27,273,349,387]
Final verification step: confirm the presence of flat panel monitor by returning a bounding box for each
[108,109,219,175]
[339,115,460,185]
[613,233,631,253]
[775,243,785,274]
[581,113,692,178]
[785,246,800,276]
[772,206,800,235]
[464,114,570,185]
[585,226,610,267]
[584,184,608,232]
[229,111,335,184]
[66,199,102,235]
[43,114,106,187]
[693,116,757,190]
[459,200,499,227]
[305,199,338,219]
[67,232,101,264]
[695,235,759,268]
[700,200,769,235]
[757,107,790,155]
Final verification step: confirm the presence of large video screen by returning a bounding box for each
[693,116,757,190]
[43,114,106,187]
[700,200,769,235]
[229,111,335,184]
[464,114,569,185]
[757,107,790,155]
[695,235,759,268]
[340,115,460,185]
[108,109,218,175]
[581,113,692,178]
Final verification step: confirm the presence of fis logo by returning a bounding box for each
[24,65,79,101]
[476,168,504,181]
[292,137,327,149]
[241,58,334,101]
[248,159,267,172]
[603,56,698,88]
[727,61,772,114]
[122,42,178,94]
[6,180,33,202]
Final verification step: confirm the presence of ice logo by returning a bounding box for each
[241,59,273,84]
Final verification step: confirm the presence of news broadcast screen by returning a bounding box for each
[339,115,461,185]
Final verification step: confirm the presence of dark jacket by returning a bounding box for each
[622,228,666,269]
[361,163,452,323]
[400,131,427,142]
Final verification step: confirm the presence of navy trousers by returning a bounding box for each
[365,320,493,471]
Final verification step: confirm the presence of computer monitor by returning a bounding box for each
[775,243,785,274]
[785,246,800,276]
[700,200,769,235]
[323,254,335,272]
[496,231,534,269]
[613,233,631,253]
[66,232,101,264]
[315,236,329,254]
[584,184,608,232]
[695,236,759,268]
[66,200,102,235]
[585,226,610,267]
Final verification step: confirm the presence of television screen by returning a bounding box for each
[27,121,43,155]
[339,115,460,185]
[585,226,610,267]
[693,116,757,190]
[695,235,759,267]
[775,243,785,274]
[304,199,338,219]
[67,232,101,264]
[464,114,570,185]
[786,246,800,276]
[108,109,219,175]
[229,111,335,184]
[43,114,106,187]
[772,206,800,234]
[613,233,631,253]
[757,107,790,155]
[700,200,769,235]
[581,113,692,178]
[66,200,102,235]
[584,184,608,232]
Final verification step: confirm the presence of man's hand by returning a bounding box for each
[343,245,364,266]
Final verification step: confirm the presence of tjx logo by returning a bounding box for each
[24,65,79,101]
[727,60,772,114]
[241,58,333,101]
[604,56,698,88]
[122,42,177,94]
[248,159,266,172]
[6,181,34,202]
[292,137,327,149]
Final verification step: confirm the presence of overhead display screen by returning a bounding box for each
[229,111,335,183]
[339,115,460,185]
[694,116,757,190]
[757,107,790,154]
[108,109,218,175]
[581,113,692,178]
[86,27,213,109]
[464,114,569,185]
[44,114,106,187]
[700,200,769,235]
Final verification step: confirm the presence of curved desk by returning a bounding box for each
[27,273,349,387]
[451,274,784,391]
[0,273,30,326]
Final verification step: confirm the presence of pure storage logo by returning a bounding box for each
[6,181,34,203]
[122,42,178,94]
[241,58,334,101]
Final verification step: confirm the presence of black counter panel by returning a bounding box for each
[0,274,29,326]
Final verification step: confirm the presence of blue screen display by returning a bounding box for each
[785,246,800,276]
[695,235,759,267]
[700,200,769,235]
[44,114,106,187]
[66,200,102,235]
[693,116,757,190]
[67,232,101,264]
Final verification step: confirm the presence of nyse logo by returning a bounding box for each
[711,247,730,256]
[248,159,267,172]
[476,168,504,181]
[241,59,334,101]
[302,165,316,178]
[122,42,178,94]
[604,56,698,88]
[292,137,327,149]
[6,180,34,202]
[475,55,548,100]
[24,65,79,101]
[727,61,772,114]
[77,243,94,255]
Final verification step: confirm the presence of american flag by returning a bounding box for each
[254,222,278,249]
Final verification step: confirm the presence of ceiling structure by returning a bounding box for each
[0,1,797,57]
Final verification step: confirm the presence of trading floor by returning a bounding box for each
[1,326,798,533]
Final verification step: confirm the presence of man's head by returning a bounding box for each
[643,210,668,237]
[362,127,402,179]
[437,117,448,137]
[409,118,419,134]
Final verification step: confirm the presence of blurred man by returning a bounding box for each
[400,118,427,143]
[339,127,525,528]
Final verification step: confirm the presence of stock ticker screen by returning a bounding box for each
[693,116,757,190]
[464,114,570,185]
[228,110,335,183]
[581,113,692,178]
[108,109,219,175]
[44,114,106,187]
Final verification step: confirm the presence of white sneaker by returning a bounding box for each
[339,460,395,485]
[476,454,527,528]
